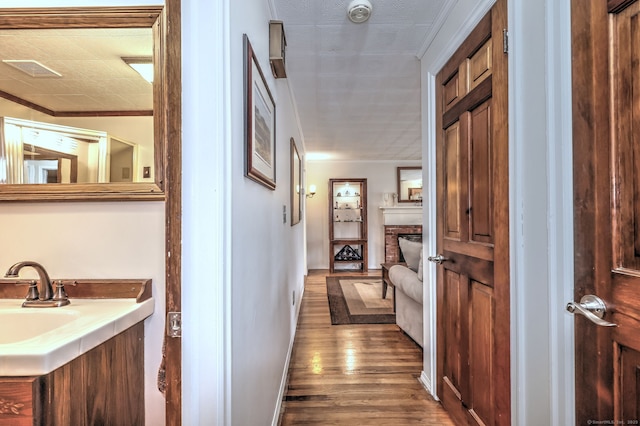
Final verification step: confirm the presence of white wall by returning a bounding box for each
[181,0,308,422]
[0,2,166,425]
[306,160,421,270]
[0,202,166,424]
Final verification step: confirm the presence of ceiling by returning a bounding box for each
[0,3,451,161]
[0,28,153,115]
[273,0,451,161]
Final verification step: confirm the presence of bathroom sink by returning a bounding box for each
[0,308,80,344]
[0,298,154,376]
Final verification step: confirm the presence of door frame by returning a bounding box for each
[165,0,182,423]
[180,1,230,425]
[422,0,575,424]
[507,0,575,424]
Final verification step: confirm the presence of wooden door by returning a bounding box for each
[434,0,509,425]
[572,0,640,422]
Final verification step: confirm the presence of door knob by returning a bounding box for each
[566,294,617,327]
[427,254,448,264]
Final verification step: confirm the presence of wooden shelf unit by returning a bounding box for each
[329,178,368,272]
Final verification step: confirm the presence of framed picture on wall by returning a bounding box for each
[244,34,276,190]
[290,138,301,226]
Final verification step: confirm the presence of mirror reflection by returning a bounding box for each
[0,117,144,184]
[397,166,422,203]
[0,21,159,199]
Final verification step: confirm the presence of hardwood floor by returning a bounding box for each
[278,269,454,425]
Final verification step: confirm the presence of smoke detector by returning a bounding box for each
[347,0,372,23]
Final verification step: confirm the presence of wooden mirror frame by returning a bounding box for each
[0,7,167,201]
[396,166,422,203]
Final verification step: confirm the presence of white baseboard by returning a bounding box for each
[419,371,438,401]
[271,282,305,426]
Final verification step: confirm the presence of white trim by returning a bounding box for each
[545,0,575,424]
[285,74,307,153]
[418,371,433,395]
[416,0,459,59]
[267,0,277,19]
[268,1,307,156]
[271,284,305,426]
[306,159,423,164]
[508,0,575,424]
[181,0,232,425]
[419,0,496,67]
[222,0,233,421]
[508,1,521,418]
[423,69,438,398]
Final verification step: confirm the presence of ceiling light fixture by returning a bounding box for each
[347,0,372,23]
[122,57,153,83]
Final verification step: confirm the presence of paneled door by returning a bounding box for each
[571,0,640,422]
[433,0,509,424]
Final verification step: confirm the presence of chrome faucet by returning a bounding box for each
[4,261,69,307]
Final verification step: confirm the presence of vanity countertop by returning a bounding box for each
[0,278,153,376]
[0,297,154,376]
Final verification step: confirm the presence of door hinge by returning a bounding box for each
[167,312,182,337]
[503,29,509,54]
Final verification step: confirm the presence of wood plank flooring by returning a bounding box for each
[278,269,454,425]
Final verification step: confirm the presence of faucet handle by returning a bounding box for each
[16,280,39,301]
[52,280,76,301]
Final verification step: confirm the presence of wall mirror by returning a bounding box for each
[397,166,422,203]
[0,7,167,201]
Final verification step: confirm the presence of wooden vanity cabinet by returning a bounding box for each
[0,377,42,425]
[0,322,144,426]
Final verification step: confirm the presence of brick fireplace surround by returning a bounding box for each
[384,225,423,263]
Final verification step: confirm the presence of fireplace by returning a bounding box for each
[384,225,423,263]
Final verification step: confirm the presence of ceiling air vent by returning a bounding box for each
[2,60,61,78]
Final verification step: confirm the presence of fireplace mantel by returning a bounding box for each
[379,206,422,226]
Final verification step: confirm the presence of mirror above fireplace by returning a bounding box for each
[397,166,422,203]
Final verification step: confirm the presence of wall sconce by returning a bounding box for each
[306,184,316,198]
[269,20,287,79]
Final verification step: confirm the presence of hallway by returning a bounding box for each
[278,269,454,425]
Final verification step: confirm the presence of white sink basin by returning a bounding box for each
[0,298,154,376]
[0,309,80,344]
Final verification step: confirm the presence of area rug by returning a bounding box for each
[326,277,395,325]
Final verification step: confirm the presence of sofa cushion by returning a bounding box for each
[389,264,423,304]
[417,251,423,282]
[399,237,422,272]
